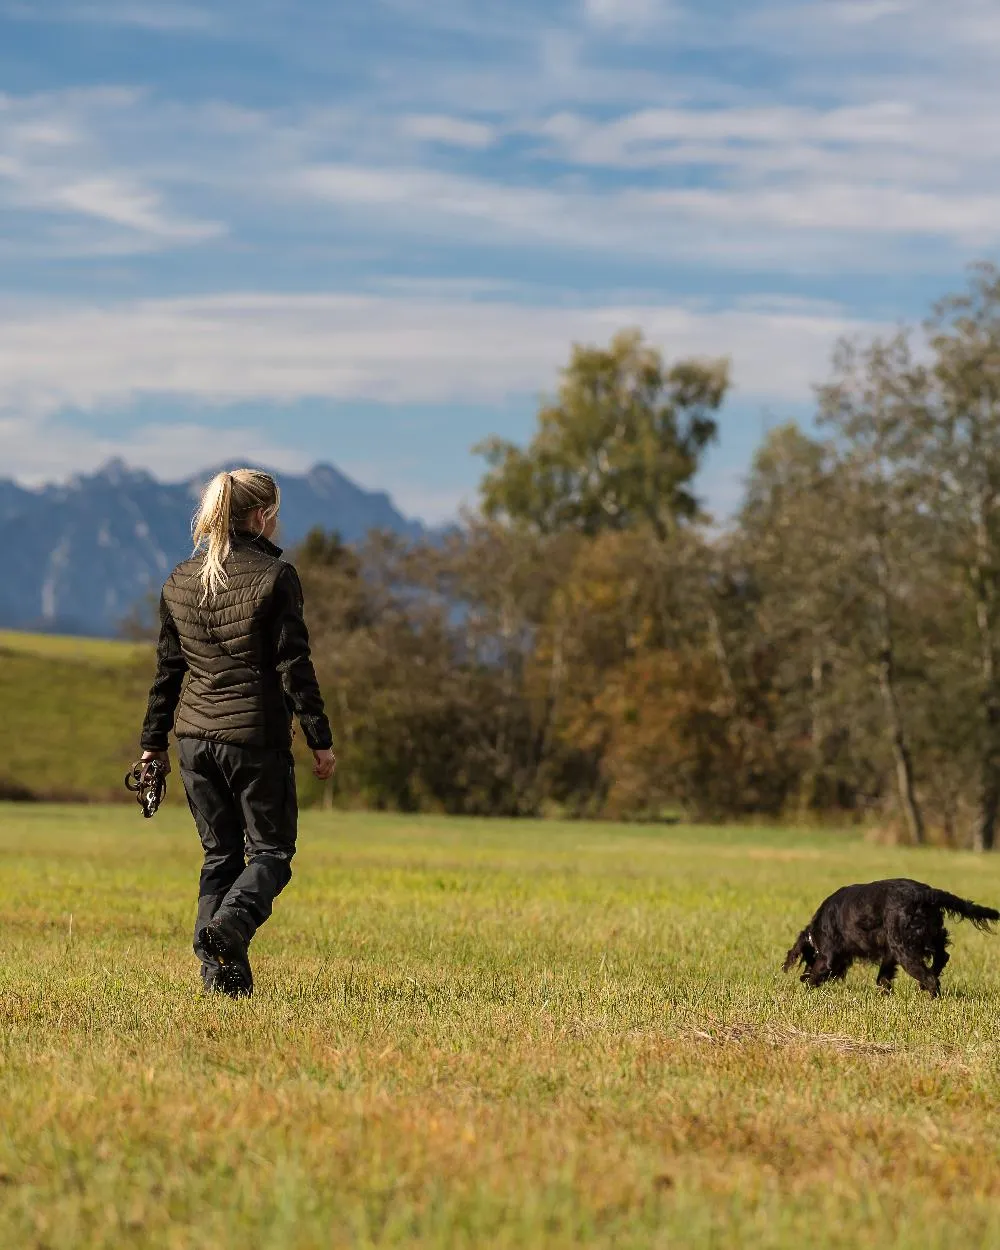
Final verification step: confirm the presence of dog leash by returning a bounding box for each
[125,758,168,818]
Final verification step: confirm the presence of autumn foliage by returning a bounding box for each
[296,271,1000,848]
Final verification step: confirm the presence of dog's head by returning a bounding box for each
[782,928,817,973]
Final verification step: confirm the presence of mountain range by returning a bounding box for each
[0,459,426,637]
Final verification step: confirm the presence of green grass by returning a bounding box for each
[0,630,150,664]
[0,632,329,805]
[0,631,155,799]
[3,808,1000,1248]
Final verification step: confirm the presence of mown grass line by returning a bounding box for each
[0,631,151,665]
[2,805,1000,1248]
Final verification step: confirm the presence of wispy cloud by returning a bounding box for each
[0,285,875,522]
[3,2,214,31]
[291,158,1000,268]
[582,0,673,34]
[534,102,921,167]
[400,114,496,150]
[2,402,469,521]
[42,173,221,241]
[1,414,309,486]
[5,75,997,273]
[773,0,1000,46]
[0,88,224,252]
[2,0,998,519]
[0,289,876,424]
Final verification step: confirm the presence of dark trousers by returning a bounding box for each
[177,738,298,988]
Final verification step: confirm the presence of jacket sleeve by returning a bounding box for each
[272,564,334,751]
[139,593,188,751]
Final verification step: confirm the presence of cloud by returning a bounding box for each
[0,289,875,522]
[400,114,496,149]
[1,403,472,522]
[0,289,876,426]
[79,3,214,29]
[47,175,221,241]
[582,0,672,32]
[290,158,1000,269]
[3,2,214,31]
[333,472,472,525]
[0,89,223,252]
[8,39,1000,278]
[0,413,311,486]
[530,95,1000,208]
[7,0,989,527]
[535,102,920,166]
[740,0,1000,80]
[645,185,1000,240]
[823,0,915,23]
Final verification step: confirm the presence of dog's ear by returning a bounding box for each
[782,929,813,972]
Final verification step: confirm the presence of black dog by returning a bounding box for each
[783,878,999,997]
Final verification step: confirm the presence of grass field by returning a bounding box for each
[0,630,154,800]
[3,806,1000,1249]
[0,631,327,805]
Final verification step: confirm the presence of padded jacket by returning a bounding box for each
[139,533,333,752]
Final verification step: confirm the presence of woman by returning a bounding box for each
[138,468,336,998]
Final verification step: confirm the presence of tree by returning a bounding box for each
[737,424,854,816]
[281,266,1000,837]
[477,329,729,538]
[815,336,931,843]
[295,526,582,816]
[413,522,588,812]
[920,265,1000,849]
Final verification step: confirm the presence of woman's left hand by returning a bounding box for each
[312,749,336,781]
[141,749,171,775]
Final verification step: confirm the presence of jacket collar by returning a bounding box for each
[232,530,283,558]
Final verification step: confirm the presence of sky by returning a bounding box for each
[1,0,998,523]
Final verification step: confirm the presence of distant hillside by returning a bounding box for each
[0,629,157,801]
[0,459,425,636]
[0,629,331,805]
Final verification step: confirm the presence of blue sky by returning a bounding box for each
[1,0,998,522]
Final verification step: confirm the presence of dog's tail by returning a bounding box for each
[930,889,1000,932]
[782,927,815,972]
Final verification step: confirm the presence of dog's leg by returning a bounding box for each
[931,931,950,978]
[897,952,940,998]
[876,959,898,993]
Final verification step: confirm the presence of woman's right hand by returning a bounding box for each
[312,748,337,781]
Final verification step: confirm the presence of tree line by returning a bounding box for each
[291,265,1000,845]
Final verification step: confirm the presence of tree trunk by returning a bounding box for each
[707,603,737,705]
[876,648,925,846]
[803,637,829,813]
[531,592,567,805]
[974,592,999,852]
[970,472,1000,851]
[872,542,925,845]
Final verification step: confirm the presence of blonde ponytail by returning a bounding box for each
[192,468,280,601]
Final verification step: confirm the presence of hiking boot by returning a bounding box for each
[199,913,249,973]
[204,965,253,999]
